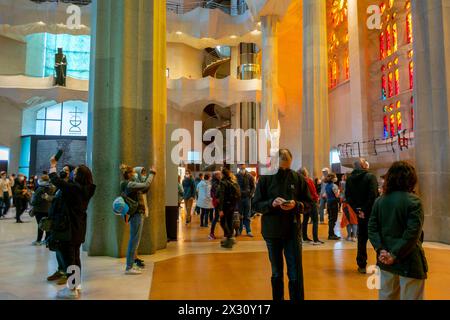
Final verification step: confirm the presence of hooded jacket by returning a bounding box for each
[345,169,379,217]
[49,172,96,245]
[31,179,55,213]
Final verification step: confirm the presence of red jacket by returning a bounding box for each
[306,177,319,203]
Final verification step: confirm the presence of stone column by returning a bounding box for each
[348,0,370,142]
[261,15,280,133]
[85,0,167,257]
[302,0,330,178]
[412,0,450,244]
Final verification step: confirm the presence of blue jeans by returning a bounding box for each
[319,197,327,222]
[346,224,358,238]
[126,213,144,269]
[210,208,220,235]
[265,238,301,281]
[200,208,213,227]
[56,250,66,273]
[239,197,252,234]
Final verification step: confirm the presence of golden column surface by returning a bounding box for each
[301,0,330,178]
[86,0,167,257]
[411,0,450,244]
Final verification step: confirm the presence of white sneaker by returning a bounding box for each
[125,267,142,275]
[313,241,324,246]
[31,241,41,246]
[56,287,79,300]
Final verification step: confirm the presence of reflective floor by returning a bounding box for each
[1,206,449,300]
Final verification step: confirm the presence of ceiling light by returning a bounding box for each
[230,35,237,39]
[251,29,261,35]
[176,31,183,35]
[257,22,261,27]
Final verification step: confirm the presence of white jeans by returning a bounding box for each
[379,270,425,300]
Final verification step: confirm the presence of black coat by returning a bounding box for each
[31,184,54,213]
[49,173,96,245]
[345,169,379,217]
[252,169,312,239]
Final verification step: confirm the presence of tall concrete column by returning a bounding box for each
[86,0,167,257]
[302,0,330,178]
[348,0,369,142]
[412,0,450,243]
[261,15,280,132]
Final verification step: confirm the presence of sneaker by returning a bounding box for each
[208,234,216,240]
[328,235,341,241]
[346,236,352,242]
[247,233,254,238]
[47,271,64,281]
[221,239,233,249]
[352,237,358,242]
[135,258,145,268]
[16,220,24,223]
[56,287,79,300]
[31,241,42,246]
[57,276,68,285]
[303,238,313,243]
[125,267,143,275]
[313,240,325,246]
[358,267,367,274]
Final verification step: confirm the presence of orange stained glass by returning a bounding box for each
[382,75,387,100]
[345,55,350,80]
[397,112,402,131]
[388,72,394,97]
[389,103,394,112]
[408,50,414,59]
[395,69,400,95]
[407,13,413,43]
[409,61,414,89]
[393,23,398,52]
[406,0,411,10]
[389,0,394,9]
[390,114,396,137]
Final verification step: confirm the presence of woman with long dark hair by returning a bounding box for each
[49,157,96,299]
[369,161,428,300]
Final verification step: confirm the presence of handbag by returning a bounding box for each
[28,208,35,218]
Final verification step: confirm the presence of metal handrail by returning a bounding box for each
[167,0,248,15]
[337,130,414,159]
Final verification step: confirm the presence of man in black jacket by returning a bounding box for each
[253,149,312,301]
[345,158,379,274]
[236,164,256,237]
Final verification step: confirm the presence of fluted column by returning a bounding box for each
[302,0,329,178]
[261,15,280,132]
[85,0,167,257]
[412,0,450,243]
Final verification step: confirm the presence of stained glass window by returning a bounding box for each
[388,72,394,98]
[393,23,398,52]
[384,115,389,138]
[409,61,414,89]
[380,32,386,60]
[386,25,392,56]
[390,114,396,137]
[397,112,402,131]
[407,13,413,44]
[382,75,387,100]
[395,69,400,95]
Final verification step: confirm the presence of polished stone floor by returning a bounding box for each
[0,206,449,300]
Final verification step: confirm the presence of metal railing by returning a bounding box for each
[167,0,248,15]
[337,130,415,160]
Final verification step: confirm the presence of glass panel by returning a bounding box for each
[36,108,46,120]
[45,121,61,136]
[36,120,45,135]
[61,101,88,136]
[46,104,62,120]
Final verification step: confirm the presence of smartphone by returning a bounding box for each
[55,149,64,161]
[282,200,292,205]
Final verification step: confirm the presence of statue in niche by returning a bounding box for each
[54,48,67,87]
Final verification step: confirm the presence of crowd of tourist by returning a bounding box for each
[0,147,428,301]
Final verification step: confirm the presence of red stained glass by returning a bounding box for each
[409,61,414,89]
[382,75,387,100]
[386,25,392,56]
[397,112,402,131]
[384,115,389,138]
[380,32,386,60]
[388,72,394,97]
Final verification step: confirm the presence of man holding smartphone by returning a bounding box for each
[253,149,313,301]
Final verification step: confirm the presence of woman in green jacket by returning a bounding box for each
[368,161,428,300]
